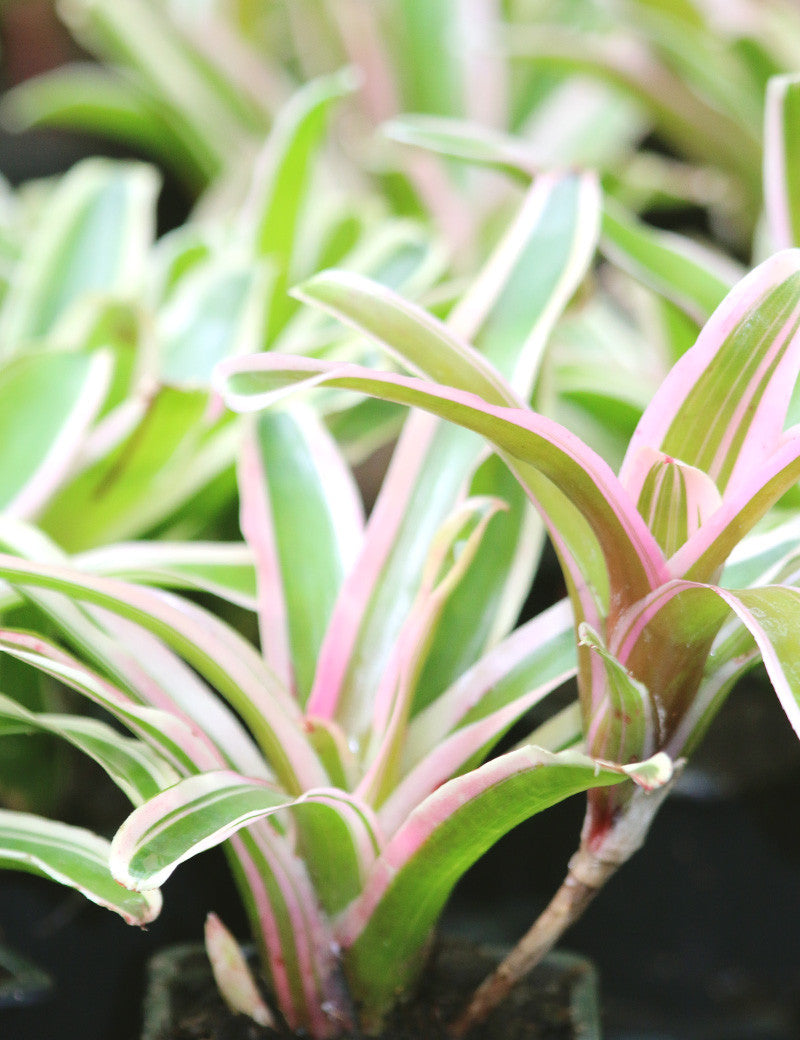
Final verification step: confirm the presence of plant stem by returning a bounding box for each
[449,774,679,1037]
[447,846,617,1038]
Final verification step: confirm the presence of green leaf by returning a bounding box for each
[242,67,358,334]
[392,0,465,117]
[240,410,363,701]
[0,809,161,924]
[0,693,178,805]
[0,159,158,351]
[600,202,737,324]
[157,259,272,385]
[341,746,672,1021]
[0,64,205,193]
[37,388,236,550]
[0,349,111,519]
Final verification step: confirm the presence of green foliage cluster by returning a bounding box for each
[1,2,800,1036]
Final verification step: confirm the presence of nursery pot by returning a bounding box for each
[140,938,600,1040]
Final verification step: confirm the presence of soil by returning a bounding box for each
[149,939,587,1040]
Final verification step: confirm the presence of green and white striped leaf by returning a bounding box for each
[0,159,158,352]
[0,64,203,191]
[58,0,260,180]
[239,67,358,335]
[600,202,738,325]
[0,809,161,924]
[0,692,178,805]
[75,540,258,611]
[111,770,380,913]
[36,388,236,551]
[0,349,112,519]
[157,257,272,385]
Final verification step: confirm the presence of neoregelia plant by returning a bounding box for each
[0,172,675,1036]
[4,55,800,1031]
[216,235,800,1031]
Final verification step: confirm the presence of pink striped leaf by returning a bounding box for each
[764,74,800,251]
[621,250,800,501]
[357,497,506,807]
[670,429,800,582]
[216,354,666,610]
[411,457,542,711]
[632,448,722,559]
[0,553,327,792]
[672,545,800,758]
[204,912,275,1027]
[226,829,352,1038]
[597,559,800,760]
[292,270,522,405]
[378,662,576,836]
[402,598,576,769]
[579,622,655,764]
[713,585,800,742]
[0,810,162,925]
[217,353,666,731]
[337,746,673,1019]
[602,580,730,755]
[0,519,270,777]
[238,409,363,702]
[668,617,759,761]
[0,629,225,775]
[621,566,800,757]
[287,173,599,741]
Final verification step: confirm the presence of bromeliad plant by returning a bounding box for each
[217,242,800,1032]
[0,172,675,1036]
[6,70,800,1036]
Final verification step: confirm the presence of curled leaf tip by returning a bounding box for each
[622,751,674,791]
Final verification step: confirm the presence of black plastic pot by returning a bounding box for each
[140,939,600,1040]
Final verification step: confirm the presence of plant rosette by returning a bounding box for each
[6,171,800,1038]
[0,174,672,1038]
[217,239,800,1031]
